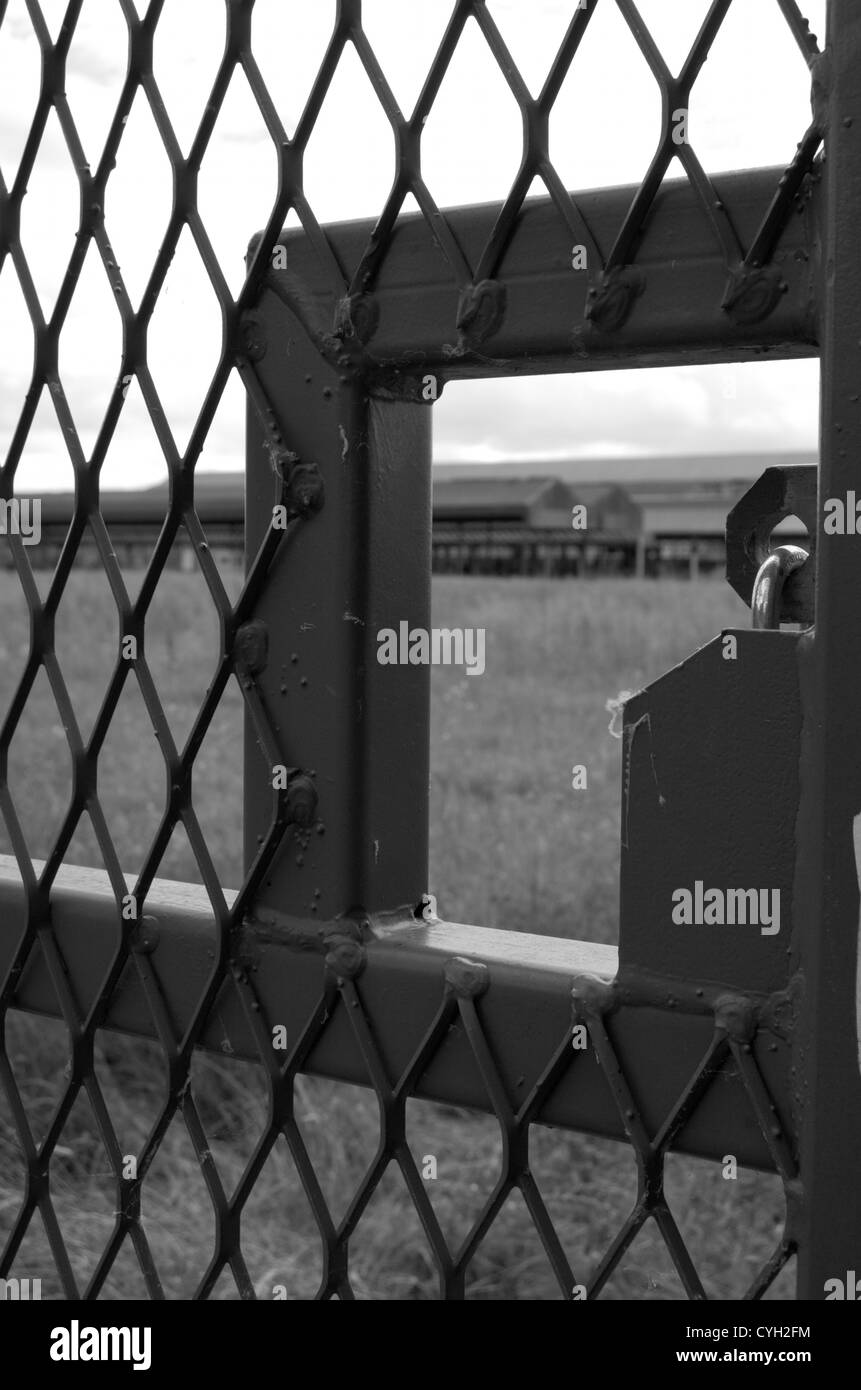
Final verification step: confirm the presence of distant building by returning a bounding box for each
[16,455,812,579]
[430,476,639,576]
[432,476,572,527]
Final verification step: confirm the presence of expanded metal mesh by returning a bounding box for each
[0,0,823,1299]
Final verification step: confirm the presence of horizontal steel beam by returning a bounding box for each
[255,166,821,384]
[0,857,794,1173]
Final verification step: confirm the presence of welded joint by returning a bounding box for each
[276,772,319,830]
[325,935,366,981]
[571,972,617,1023]
[283,460,325,519]
[584,266,645,333]
[456,279,507,347]
[129,915,160,955]
[722,264,788,325]
[444,956,489,999]
[233,620,269,677]
[334,292,379,346]
[810,49,831,136]
[366,365,447,404]
[758,972,803,1043]
[713,991,758,1044]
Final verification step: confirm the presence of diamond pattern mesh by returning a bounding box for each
[0,0,822,1298]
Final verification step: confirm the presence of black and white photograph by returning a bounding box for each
[0,0,857,1360]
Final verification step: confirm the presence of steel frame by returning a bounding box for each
[1,0,858,1301]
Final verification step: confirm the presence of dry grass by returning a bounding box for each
[0,567,793,1299]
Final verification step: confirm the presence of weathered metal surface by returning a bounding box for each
[0,0,845,1301]
[244,301,432,921]
[0,857,793,1177]
[251,166,820,388]
[620,631,803,997]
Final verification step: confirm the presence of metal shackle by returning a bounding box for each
[751,543,810,630]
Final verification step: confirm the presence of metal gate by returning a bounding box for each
[0,0,859,1300]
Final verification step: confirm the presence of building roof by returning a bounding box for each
[433,452,816,488]
[432,476,564,519]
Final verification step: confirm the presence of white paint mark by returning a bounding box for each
[373,839,380,864]
[606,689,633,739]
[339,425,349,460]
[621,709,665,851]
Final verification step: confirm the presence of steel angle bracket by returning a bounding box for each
[616,623,804,1169]
[619,629,803,999]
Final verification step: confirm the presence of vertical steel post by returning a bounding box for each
[244,286,431,926]
[793,0,861,1299]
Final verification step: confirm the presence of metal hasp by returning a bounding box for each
[726,464,817,625]
[751,545,810,630]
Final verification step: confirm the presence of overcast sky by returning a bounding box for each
[0,0,825,491]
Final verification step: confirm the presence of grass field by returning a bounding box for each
[0,568,795,1299]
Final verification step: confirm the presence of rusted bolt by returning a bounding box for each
[456,279,506,345]
[285,462,324,518]
[234,620,268,676]
[335,292,379,345]
[239,311,266,362]
[721,265,785,325]
[285,773,318,828]
[585,267,645,332]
